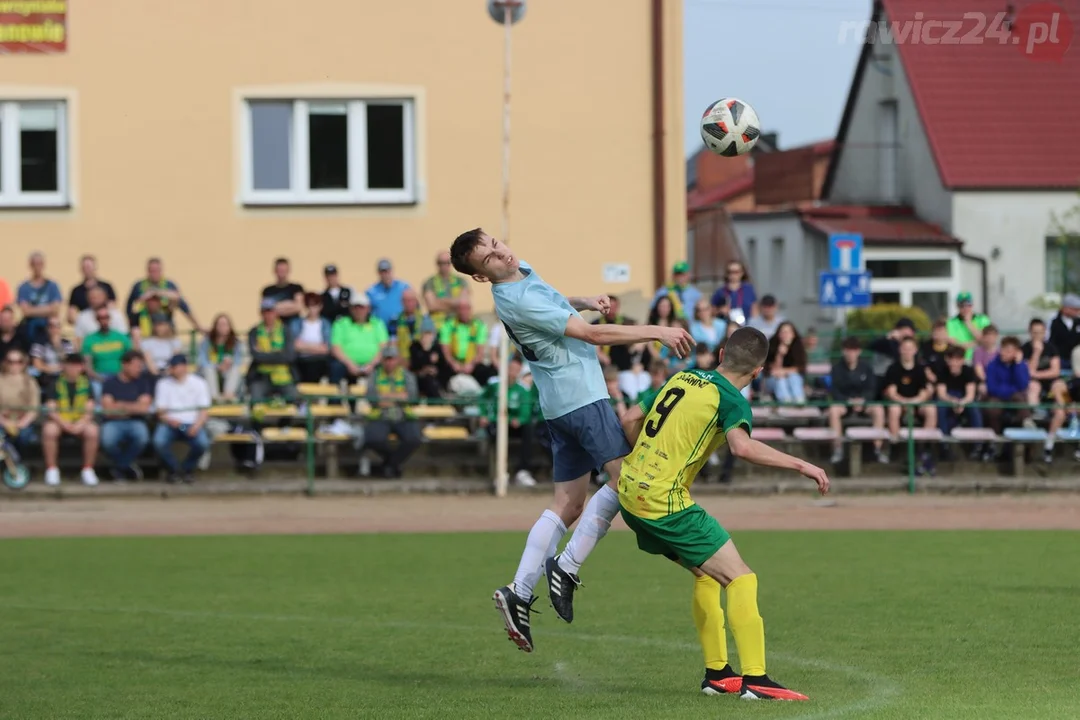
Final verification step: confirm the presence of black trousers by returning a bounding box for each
[365,419,423,470]
[487,423,536,474]
[295,356,330,384]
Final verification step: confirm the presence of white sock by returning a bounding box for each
[558,485,620,576]
[512,509,567,600]
[1045,439,1055,451]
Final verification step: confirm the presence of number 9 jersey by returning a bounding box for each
[619,369,753,520]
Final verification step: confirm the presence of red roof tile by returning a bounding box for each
[881,0,1080,189]
[801,205,961,245]
[687,140,835,212]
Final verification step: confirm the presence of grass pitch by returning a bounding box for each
[1,529,1078,719]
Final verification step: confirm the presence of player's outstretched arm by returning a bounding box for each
[566,296,611,314]
[564,316,694,358]
[726,427,830,495]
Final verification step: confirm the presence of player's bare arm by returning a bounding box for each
[566,296,611,314]
[726,427,830,495]
[564,316,694,358]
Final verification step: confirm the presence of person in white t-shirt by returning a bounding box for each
[152,354,211,483]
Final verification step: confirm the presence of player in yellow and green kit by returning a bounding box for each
[618,327,830,701]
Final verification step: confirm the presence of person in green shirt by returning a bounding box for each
[330,294,389,387]
[439,299,496,387]
[82,307,133,393]
[945,292,991,362]
[478,355,538,487]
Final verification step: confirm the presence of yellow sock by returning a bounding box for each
[691,574,728,670]
[726,573,766,676]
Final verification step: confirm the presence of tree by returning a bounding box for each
[1048,188,1080,296]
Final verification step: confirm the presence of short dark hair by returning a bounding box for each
[694,342,711,355]
[648,360,668,375]
[932,320,947,330]
[1029,317,1045,328]
[274,257,289,267]
[121,349,145,364]
[841,336,861,351]
[983,323,999,335]
[944,345,966,360]
[900,335,918,347]
[720,327,769,374]
[760,294,777,307]
[1001,335,1022,350]
[450,228,485,275]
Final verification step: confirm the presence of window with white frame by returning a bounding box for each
[243,98,416,205]
[0,100,68,207]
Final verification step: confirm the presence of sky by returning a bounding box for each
[683,0,870,156]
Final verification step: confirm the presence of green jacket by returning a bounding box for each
[946,314,991,361]
[482,381,534,424]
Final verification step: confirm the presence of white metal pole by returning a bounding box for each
[494,4,513,498]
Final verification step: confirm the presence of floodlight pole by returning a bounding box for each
[491,0,523,498]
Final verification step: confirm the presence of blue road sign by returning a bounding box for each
[819,271,872,308]
[829,233,863,272]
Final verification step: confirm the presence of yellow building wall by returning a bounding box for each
[0,0,684,327]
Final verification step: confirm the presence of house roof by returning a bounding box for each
[800,205,962,246]
[688,140,835,212]
[825,0,1080,192]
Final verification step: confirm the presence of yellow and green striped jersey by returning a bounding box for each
[618,369,752,520]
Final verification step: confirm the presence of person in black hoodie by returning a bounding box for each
[827,336,886,464]
[918,320,950,383]
[868,317,917,392]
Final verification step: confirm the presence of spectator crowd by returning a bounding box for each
[2,250,1080,487]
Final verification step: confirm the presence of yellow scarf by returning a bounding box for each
[369,367,415,420]
[134,279,176,312]
[208,342,234,366]
[396,314,424,358]
[430,275,463,325]
[446,318,484,363]
[665,284,686,319]
[254,322,292,386]
[55,375,91,422]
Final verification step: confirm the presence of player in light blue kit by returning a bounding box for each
[450,228,694,652]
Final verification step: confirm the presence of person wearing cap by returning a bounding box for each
[422,251,469,327]
[247,298,298,402]
[290,292,333,384]
[408,317,448,399]
[40,353,100,487]
[99,350,153,480]
[366,258,412,328]
[153,354,212,483]
[945,292,991,361]
[329,293,389,389]
[827,336,886,465]
[745,294,784,339]
[1048,293,1080,372]
[319,264,356,325]
[394,288,435,358]
[260,257,305,322]
[363,345,421,478]
[651,261,702,321]
[440,298,496,387]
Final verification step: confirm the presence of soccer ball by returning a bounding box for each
[700,98,761,157]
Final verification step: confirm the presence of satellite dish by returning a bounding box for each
[487,0,526,24]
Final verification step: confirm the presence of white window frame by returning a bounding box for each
[241,98,416,206]
[0,99,68,208]
[865,248,959,313]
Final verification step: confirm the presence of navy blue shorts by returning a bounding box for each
[545,399,631,482]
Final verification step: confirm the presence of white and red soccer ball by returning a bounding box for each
[700,98,761,157]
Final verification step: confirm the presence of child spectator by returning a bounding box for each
[291,293,332,384]
[883,336,937,472]
[918,320,950,383]
[971,323,1000,390]
[689,342,717,372]
[198,314,245,402]
[478,355,538,487]
[1022,318,1063,415]
[827,336,886,465]
[689,300,727,352]
[935,346,983,458]
[764,321,807,404]
[983,336,1032,436]
[603,365,629,417]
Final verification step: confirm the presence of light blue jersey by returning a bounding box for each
[492,261,608,420]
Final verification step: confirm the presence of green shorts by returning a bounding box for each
[620,504,731,568]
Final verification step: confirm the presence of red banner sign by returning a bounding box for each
[0,1,66,54]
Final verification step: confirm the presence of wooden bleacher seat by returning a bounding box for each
[751,406,773,422]
[753,427,787,442]
[297,383,339,398]
[423,426,470,441]
[806,362,832,377]
[846,427,891,441]
[410,404,456,419]
[1056,429,1080,441]
[310,404,349,418]
[214,433,252,443]
[793,427,837,442]
[777,406,822,420]
[349,382,369,396]
[1003,427,1048,442]
[208,404,247,419]
[252,404,298,419]
[950,427,999,443]
[897,428,945,441]
[261,427,308,442]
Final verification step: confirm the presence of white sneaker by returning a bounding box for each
[80,468,99,487]
[514,469,537,487]
[359,456,372,477]
[44,467,61,487]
